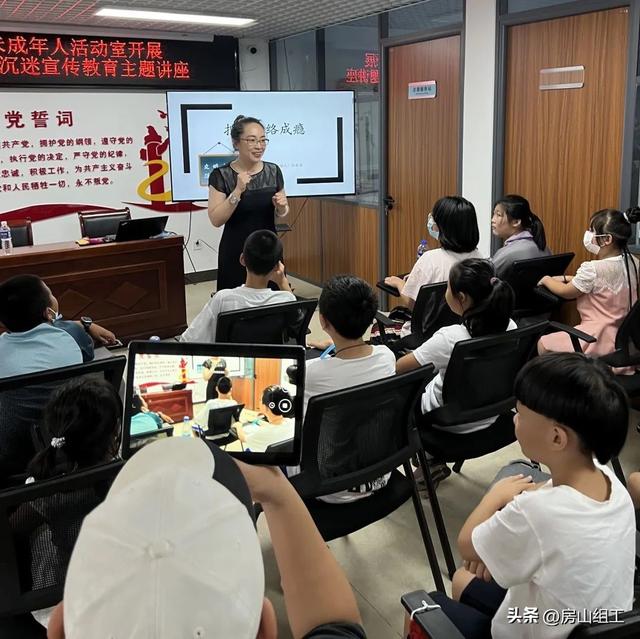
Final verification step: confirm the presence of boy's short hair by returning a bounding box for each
[515,353,628,464]
[242,230,283,276]
[216,376,232,394]
[0,274,50,332]
[319,275,378,340]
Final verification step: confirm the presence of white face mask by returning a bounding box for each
[427,215,440,241]
[582,230,609,255]
[47,307,62,322]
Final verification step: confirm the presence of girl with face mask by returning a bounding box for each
[537,208,640,363]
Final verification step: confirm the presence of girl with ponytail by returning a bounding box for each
[27,377,121,481]
[491,194,551,276]
[397,258,516,433]
[538,207,640,364]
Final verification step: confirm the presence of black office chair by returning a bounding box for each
[215,298,317,345]
[502,252,575,321]
[77,208,131,238]
[0,460,124,639]
[279,366,449,592]
[203,403,244,446]
[401,590,640,639]
[375,282,460,355]
[0,356,126,486]
[7,219,33,248]
[415,322,549,578]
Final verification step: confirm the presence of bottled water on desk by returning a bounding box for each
[0,222,12,255]
[182,416,191,437]
[416,239,428,260]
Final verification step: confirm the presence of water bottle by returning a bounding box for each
[416,239,428,260]
[0,222,12,255]
[182,416,191,437]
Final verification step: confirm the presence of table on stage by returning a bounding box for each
[0,235,187,342]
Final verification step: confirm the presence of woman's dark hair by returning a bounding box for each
[449,258,514,337]
[319,274,378,339]
[230,114,264,144]
[494,194,547,251]
[131,394,143,415]
[515,353,628,464]
[216,376,232,395]
[590,207,640,310]
[431,196,480,254]
[261,385,294,418]
[27,378,122,480]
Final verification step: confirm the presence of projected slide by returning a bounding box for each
[166,91,355,200]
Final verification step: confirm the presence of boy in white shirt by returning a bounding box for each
[181,230,296,343]
[300,275,396,503]
[430,353,635,639]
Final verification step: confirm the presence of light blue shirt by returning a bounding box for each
[0,323,83,379]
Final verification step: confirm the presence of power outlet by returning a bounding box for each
[194,240,202,251]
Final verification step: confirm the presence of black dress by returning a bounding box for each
[209,162,284,291]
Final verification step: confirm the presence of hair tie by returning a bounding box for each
[490,277,500,285]
[623,211,630,223]
[50,437,66,449]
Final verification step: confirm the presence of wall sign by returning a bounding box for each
[408,80,437,100]
[344,51,379,86]
[0,32,239,88]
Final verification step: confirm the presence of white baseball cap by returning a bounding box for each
[62,437,265,638]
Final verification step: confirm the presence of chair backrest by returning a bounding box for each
[0,460,124,616]
[568,610,640,638]
[410,282,461,341]
[612,299,640,367]
[0,356,126,483]
[433,322,548,425]
[206,403,244,437]
[294,366,435,499]
[504,252,574,314]
[7,219,33,247]
[78,208,131,238]
[215,299,318,345]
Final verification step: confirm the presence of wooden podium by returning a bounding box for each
[0,235,187,343]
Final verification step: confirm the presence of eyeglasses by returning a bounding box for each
[240,137,269,147]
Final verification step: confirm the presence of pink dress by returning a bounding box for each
[539,255,639,368]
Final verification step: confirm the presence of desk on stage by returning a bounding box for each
[0,236,187,342]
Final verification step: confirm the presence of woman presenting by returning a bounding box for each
[208,115,289,290]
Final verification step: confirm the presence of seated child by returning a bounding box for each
[297,275,396,503]
[432,353,634,639]
[195,376,237,428]
[130,394,174,436]
[397,258,515,432]
[181,230,296,343]
[538,207,640,362]
[236,385,294,453]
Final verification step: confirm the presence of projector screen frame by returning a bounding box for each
[165,89,357,201]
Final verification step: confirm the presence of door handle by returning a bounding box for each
[383,195,395,213]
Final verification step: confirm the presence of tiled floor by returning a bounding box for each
[183,277,640,639]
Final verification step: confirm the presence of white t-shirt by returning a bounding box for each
[414,320,517,433]
[400,248,482,336]
[195,398,238,427]
[181,286,296,343]
[298,345,397,503]
[472,463,635,639]
[244,418,294,453]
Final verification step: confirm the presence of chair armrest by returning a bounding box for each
[599,349,640,368]
[547,321,596,354]
[533,286,563,305]
[401,591,465,639]
[375,311,396,328]
[377,281,401,296]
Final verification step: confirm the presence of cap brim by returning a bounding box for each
[111,437,255,523]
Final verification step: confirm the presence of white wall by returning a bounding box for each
[239,39,270,90]
[461,0,497,257]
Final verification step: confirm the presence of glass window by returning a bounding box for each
[507,0,583,12]
[275,31,318,90]
[388,0,463,37]
[324,15,380,204]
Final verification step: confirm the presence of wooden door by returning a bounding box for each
[387,36,460,276]
[503,8,629,266]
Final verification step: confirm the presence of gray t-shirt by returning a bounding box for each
[491,231,550,277]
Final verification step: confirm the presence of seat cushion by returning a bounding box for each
[419,413,516,462]
[302,469,414,542]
